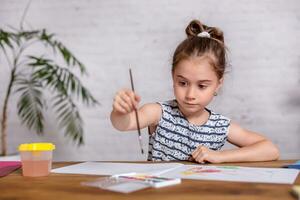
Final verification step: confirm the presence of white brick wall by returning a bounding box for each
[0,0,299,161]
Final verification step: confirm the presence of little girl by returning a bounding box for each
[110,19,279,163]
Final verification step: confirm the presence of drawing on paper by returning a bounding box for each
[180,166,276,179]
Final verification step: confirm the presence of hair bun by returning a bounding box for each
[185,19,224,43]
[185,20,204,37]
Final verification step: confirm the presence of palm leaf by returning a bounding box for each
[1,28,86,75]
[28,56,98,106]
[27,56,97,144]
[39,29,86,74]
[17,30,40,40]
[53,94,84,145]
[15,77,44,134]
[0,29,40,48]
[0,29,14,49]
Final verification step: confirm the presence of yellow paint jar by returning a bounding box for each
[18,143,55,177]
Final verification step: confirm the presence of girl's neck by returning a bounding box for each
[178,105,210,126]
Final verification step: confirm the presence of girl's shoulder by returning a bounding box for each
[142,100,176,115]
[141,102,162,112]
[206,108,231,126]
[157,99,178,112]
[142,100,178,126]
[139,102,162,127]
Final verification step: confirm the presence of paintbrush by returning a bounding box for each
[129,68,144,154]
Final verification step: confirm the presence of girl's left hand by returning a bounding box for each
[191,146,223,164]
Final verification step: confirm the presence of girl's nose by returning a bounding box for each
[185,86,196,100]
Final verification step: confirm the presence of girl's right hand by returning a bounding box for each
[112,89,141,114]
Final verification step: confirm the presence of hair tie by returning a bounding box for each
[197,31,210,38]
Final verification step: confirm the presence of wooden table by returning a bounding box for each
[0,160,299,200]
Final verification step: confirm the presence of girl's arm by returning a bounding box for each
[218,122,280,162]
[110,89,161,131]
[191,122,280,163]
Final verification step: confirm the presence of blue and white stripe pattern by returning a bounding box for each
[148,100,230,161]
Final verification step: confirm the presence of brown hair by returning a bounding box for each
[172,20,226,79]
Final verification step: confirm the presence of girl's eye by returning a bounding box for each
[198,85,207,89]
[178,81,187,86]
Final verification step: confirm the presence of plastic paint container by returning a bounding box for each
[18,143,55,177]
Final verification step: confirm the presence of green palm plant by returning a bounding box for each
[0,27,98,156]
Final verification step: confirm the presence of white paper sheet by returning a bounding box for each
[51,162,184,176]
[52,162,299,184]
[160,164,299,184]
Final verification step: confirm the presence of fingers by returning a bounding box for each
[119,91,134,109]
[113,99,127,114]
[191,146,208,164]
[113,89,140,114]
[135,94,141,105]
[188,156,195,162]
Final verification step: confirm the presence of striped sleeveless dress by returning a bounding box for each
[148,100,230,161]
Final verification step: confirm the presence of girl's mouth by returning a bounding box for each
[184,102,198,106]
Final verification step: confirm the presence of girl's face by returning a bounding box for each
[172,57,223,116]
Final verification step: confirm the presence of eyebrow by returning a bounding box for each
[176,75,212,83]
